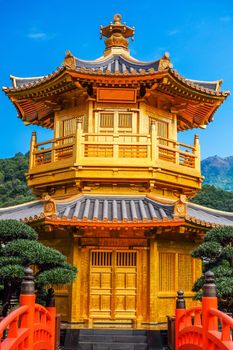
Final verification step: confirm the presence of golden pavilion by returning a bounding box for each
[1,14,232,327]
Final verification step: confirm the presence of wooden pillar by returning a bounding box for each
[74,117,83,165]
[149,238,159,323]
[151,121,158,164]
[29,131,37,169]
[70,235,81,323]
[194,134,201,172]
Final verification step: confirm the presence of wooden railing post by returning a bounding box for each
[194,134,201,172]
[46,288,56,350]
[29,131,37,169]
[113,133,119,159]
[175,290,186,350]
[202,271,218,350]
[151,121,158,164]
[19,267,35,350]
[74,117,83,165]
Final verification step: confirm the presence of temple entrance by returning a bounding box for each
[89,250,138,323]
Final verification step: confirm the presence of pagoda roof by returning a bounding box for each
[0,195,233,230]
[5,55,225,96]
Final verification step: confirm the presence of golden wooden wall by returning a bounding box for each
[67,235,201,326]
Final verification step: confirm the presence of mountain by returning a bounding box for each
[201,156,233,191]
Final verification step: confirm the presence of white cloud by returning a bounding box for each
[167,29,180,36]
[27,32,48,39]
[27,28,56,40]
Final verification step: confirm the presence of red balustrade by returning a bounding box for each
[0,268,56,350]
[175,271,233,350]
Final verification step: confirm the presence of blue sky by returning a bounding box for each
[0,0,233,159]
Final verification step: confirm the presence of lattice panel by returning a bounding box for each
[118,113,132,129]
[100,113,114,128]
[119,145,148,158]
[159,253,176,292]
[91,251,112,266]
[84,145,113,157]
[116,252,137,266]
[178,254,193,291]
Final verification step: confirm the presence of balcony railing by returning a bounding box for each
[33,135,75,166]
[29,126,200,173]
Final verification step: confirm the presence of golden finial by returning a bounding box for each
[113,14,122,24]
[100,14,135,54]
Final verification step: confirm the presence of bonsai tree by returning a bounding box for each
[0,219,77,316]
[191,226,233,313]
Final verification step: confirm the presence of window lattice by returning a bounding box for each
[100,113,114,128]
[118,113,132,129]
[63,118,76,137]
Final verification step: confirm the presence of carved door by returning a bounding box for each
[89,250,137,321]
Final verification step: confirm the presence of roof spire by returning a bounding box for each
[100,14,134,55]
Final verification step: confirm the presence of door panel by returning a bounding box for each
[89,250,137,321]
[90,251,112,318]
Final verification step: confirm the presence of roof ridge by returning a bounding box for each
[0,199,43,212]
[188,201,233,216]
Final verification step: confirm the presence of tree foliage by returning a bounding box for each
[191,226,233,312]
[0,219,77,316]
[0,152,36,208]
[191,184,233,211]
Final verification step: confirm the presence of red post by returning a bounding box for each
[175,290,186,350]
[19,267,36,350]
[46,288,56,350]
[202,271,218,350]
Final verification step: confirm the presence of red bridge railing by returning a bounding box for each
[0,268,56,350]
[175,271,233,350]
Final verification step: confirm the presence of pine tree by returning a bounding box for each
[0,219,77,316]
[191,226,233,312]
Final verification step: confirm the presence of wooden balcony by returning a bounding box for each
[28,124,201,192]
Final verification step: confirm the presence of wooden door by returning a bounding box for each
[114,251,137,319]
[89,250,137,321]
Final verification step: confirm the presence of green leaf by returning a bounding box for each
[36,267,78,286]
[3,239,66,266]
[0,265,24,280]
[0,220,38,242]
[192,241,222,260]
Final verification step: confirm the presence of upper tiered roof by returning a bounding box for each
[2,14,229,130]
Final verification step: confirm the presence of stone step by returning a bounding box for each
[78,329,147,336]
[61,328,168,350]
[79,335,147,343]
[78,342,148,350]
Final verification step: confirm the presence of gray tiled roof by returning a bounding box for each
[75,55,160,74]
[11,76,46,88]
[7,55,224,96]
[186,81,218,91]
[0,197,232,228]
[0,200,44,221]
[56,196,174,222]
[187,203,233,227]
